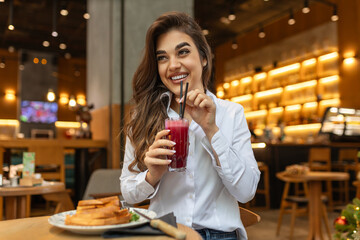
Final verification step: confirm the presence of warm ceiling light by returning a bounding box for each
[285,104,301,112]
[231,39,238,50]
[8,46,15,52]
[220,17,231,25]
[5,90,16,101]
[43,41,50,47]
[269,107,283,114]
[33,57,39,64]
[0,58,5,68]
[241,77,252,84]
[41,58,47,65]
[0,0,5,2]
[8,0,14,30]
[228,9,236,21]
[344,57,355,65]
[223,82,230,89]
[216,91,225,98]
[202,29,209,36]
[64,53,71,59]
[68,95,77,107]
[231,80,240,87]
[60,9,68,16]
[83,13,90,20]
[59,93,69,104]
[302,0,310,14]
[52,31,58,37]
[76,95,86,105]
[288,11,295,25]
[303,102,318,109]
[258,26,265,38]
[59,43,67,50]
[319,75,339,84]
[47,89,56,102]
[331,6,338,22]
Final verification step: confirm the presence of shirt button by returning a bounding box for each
[189,194,193,199]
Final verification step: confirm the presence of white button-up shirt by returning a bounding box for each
[120,91,260,239]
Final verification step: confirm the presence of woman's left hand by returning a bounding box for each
[181,89,219,140]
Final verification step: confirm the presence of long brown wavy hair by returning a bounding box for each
[125,12,212,172]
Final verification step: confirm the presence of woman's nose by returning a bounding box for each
[169,57,181,70]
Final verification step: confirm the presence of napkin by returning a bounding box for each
[102,212,177,238]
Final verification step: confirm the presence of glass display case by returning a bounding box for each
[320,107,360,142]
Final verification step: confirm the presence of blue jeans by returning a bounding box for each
[196,228,237,240]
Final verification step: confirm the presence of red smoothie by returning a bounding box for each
[165,118,189,172]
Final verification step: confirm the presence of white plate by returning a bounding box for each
[48,207,156,235]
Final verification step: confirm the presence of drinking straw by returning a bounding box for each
[180,81,183,118]
[181,82,189,118]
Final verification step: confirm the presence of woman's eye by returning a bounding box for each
[157,55,167,61]
[178,49,190,56]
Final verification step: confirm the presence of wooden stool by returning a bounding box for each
[276,172,331,240]
[308,147,333,210]
[246,162,270,209]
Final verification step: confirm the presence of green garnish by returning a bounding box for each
[130,212,140,222]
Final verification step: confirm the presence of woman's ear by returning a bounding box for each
[202,58,208,68]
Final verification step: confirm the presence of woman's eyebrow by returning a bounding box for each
[156,42,190,55]
[175,42,190,50]
[155,50,166,55]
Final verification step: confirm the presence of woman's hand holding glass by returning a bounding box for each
[144,129,175,187]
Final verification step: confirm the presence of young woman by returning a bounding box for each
[120,12,260,240]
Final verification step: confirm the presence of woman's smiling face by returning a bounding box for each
[156,30,206,97]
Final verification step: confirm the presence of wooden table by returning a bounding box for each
[0,139,108,202]
[0,216,202,240]
[0,181,73,220]
[277,171,349,240]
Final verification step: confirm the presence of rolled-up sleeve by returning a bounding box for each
[201,104,260,203]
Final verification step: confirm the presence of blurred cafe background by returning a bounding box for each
[0,0,360,238]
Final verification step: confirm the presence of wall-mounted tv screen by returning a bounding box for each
[20,100,58,124]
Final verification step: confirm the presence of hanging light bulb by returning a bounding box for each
[258,26,266,38]
[0,58,5,68]
[83,12,90,20]
[288,10,295,25]
[60,3,68,16]
[331,6,339,22]
[52,0,58,37]
[47,89,56,102]
[302,0,310,14]
[231,39,238,50]
[8,0,14,30]
[228,9,236,21]
[69,95,77,107]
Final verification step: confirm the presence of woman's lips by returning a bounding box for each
[169,73,188,83]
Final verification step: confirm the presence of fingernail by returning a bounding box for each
[165,129,171,132]
[167,160,172,163]
[170,141,176,145]
[169,150,176,153]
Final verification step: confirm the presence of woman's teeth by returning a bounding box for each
[171,74,188,80]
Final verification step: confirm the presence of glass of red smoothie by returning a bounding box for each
[165,117,189,172]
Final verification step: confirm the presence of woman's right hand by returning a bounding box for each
[144,129,175,187]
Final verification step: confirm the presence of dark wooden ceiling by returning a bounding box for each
[0,0,87,58]
[0,0,334,58]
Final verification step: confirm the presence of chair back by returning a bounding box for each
[83,168,122,200]
[28,144,65,183]
[239,207,261,227]
[308,147,331,171]
[339,148,359,165]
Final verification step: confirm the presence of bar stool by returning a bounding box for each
[308,147,333,210]
[245,161,270,209]
[276,172,331,240]
[333,148,359,204]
